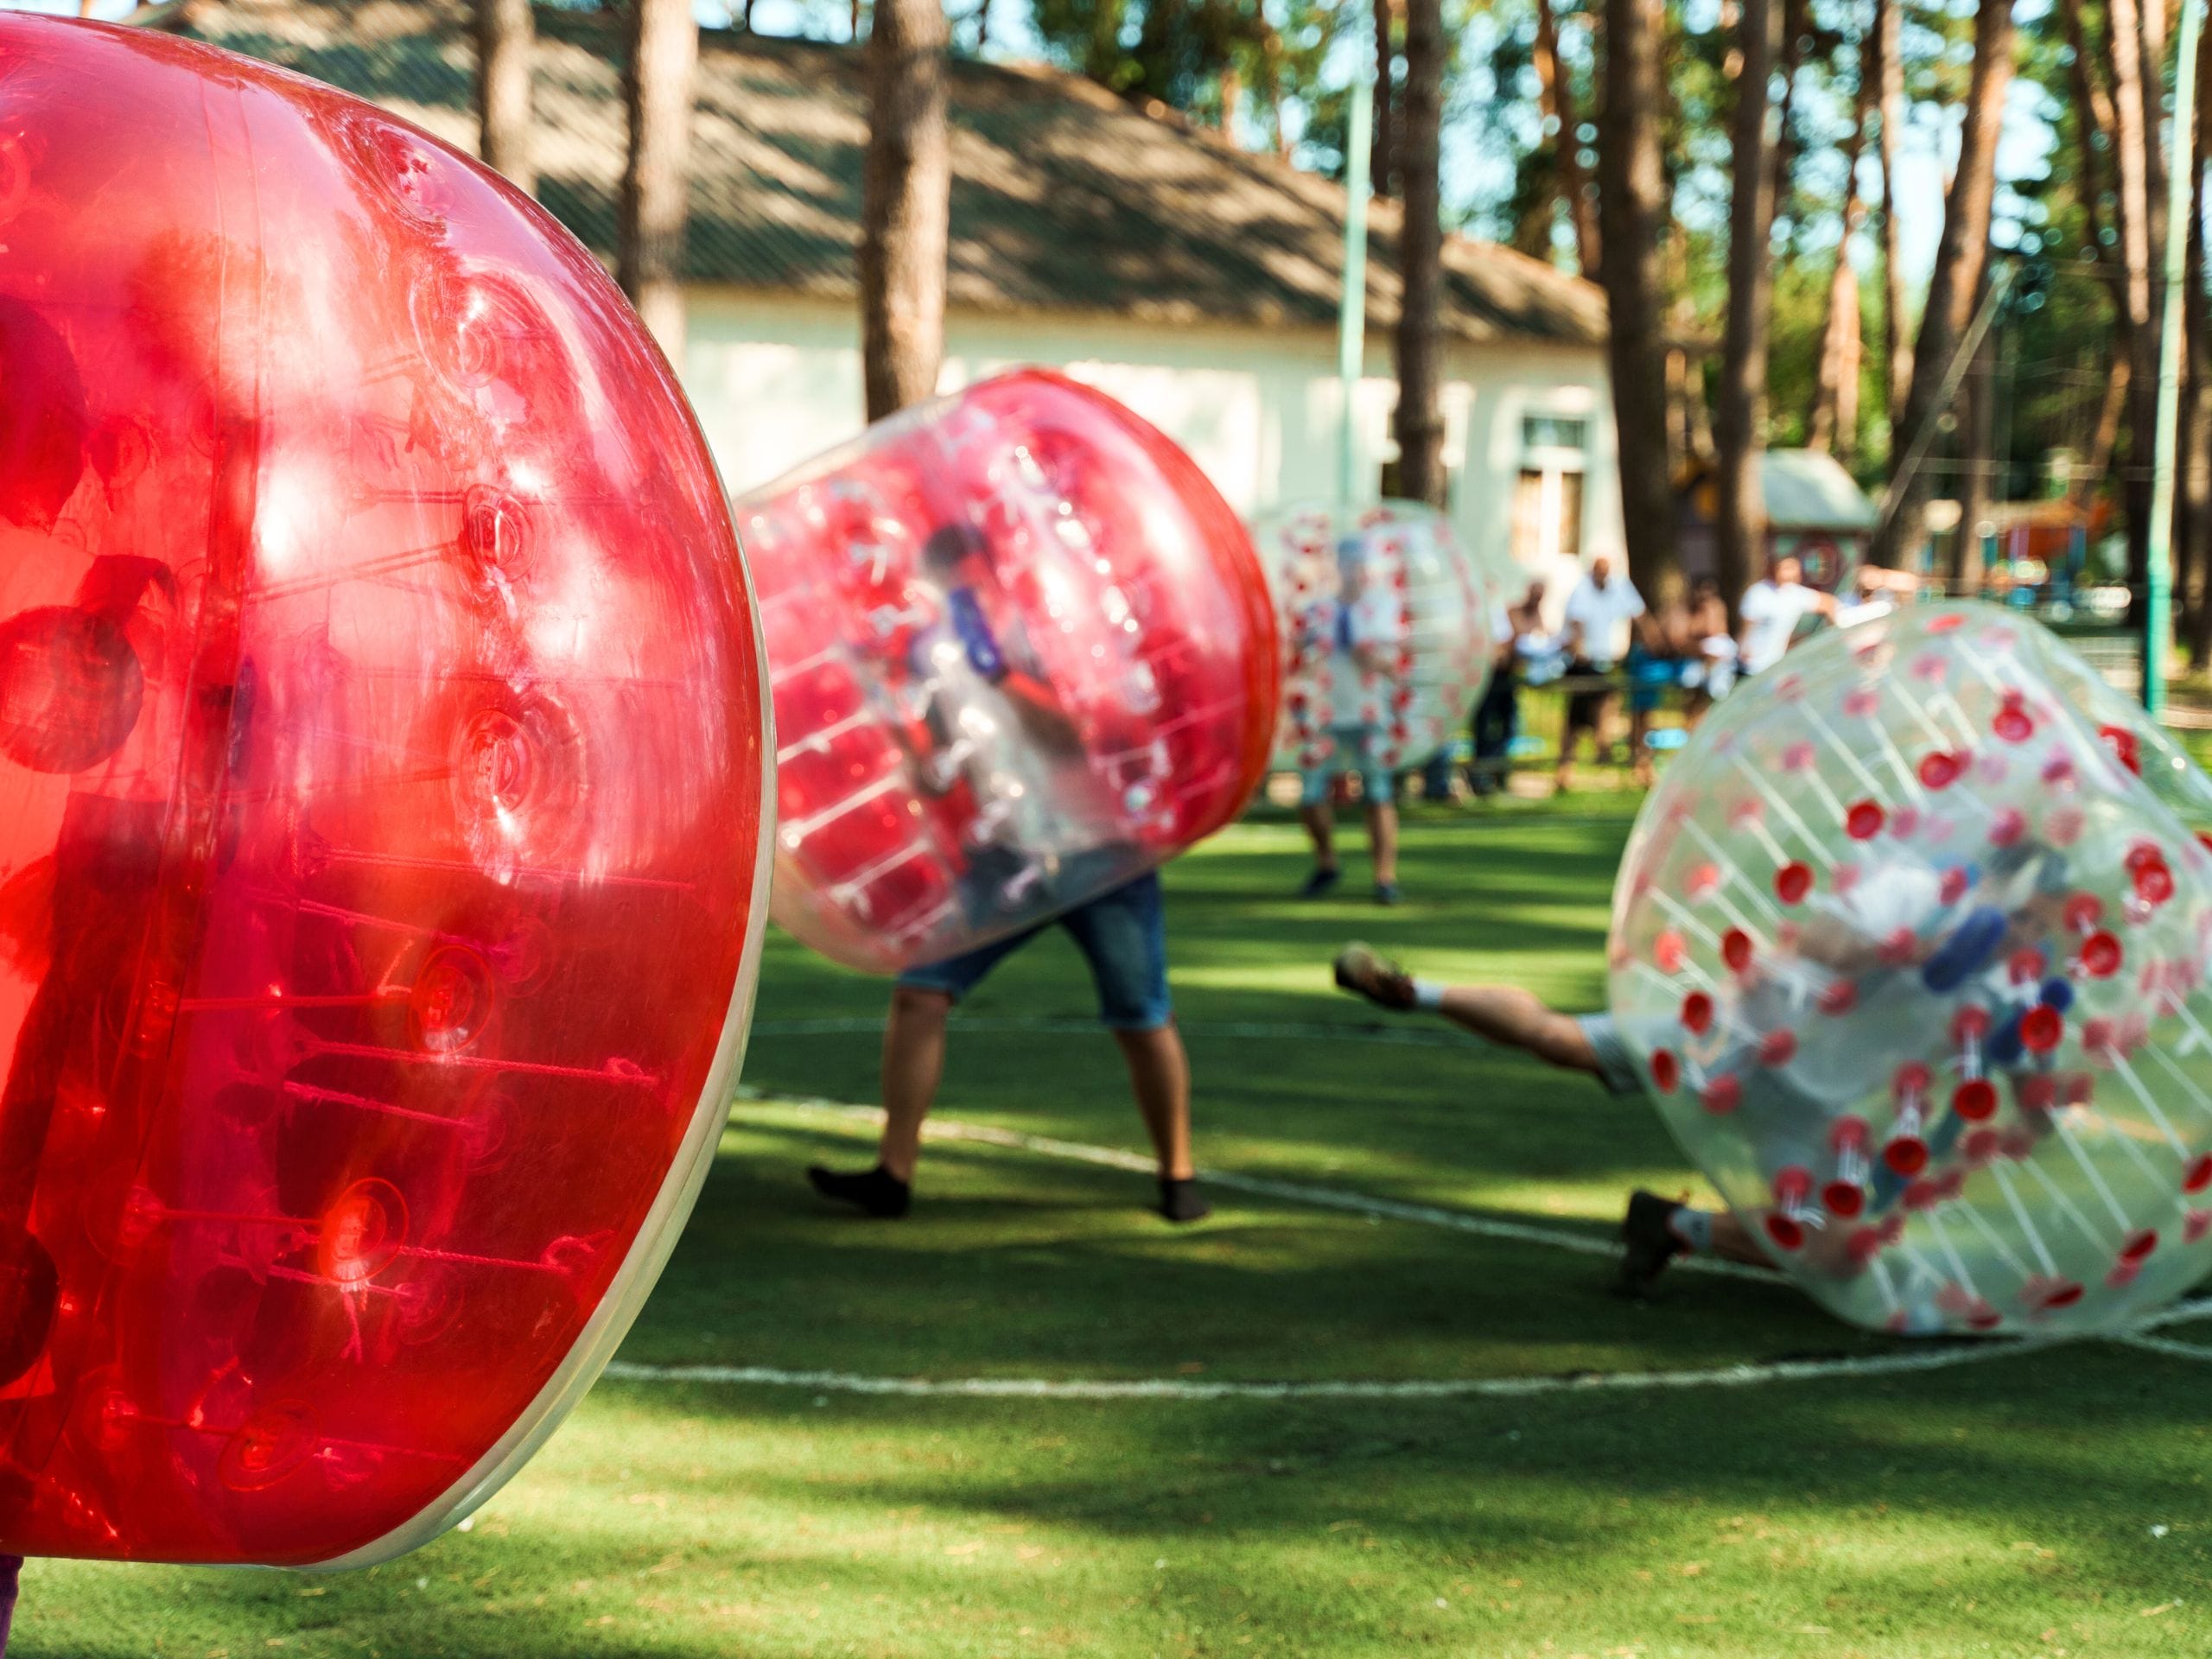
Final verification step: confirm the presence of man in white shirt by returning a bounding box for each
[1556,556,1645,792]
[1737,553,1836,677]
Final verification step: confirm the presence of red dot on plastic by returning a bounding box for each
[1822,1180,1866,1219]
[2079,931,2123,978]
[2183,1153,2212,1194]
[1988,808,2025,848]
[1884,1137,1929,1178]
[1819,979,1859,1017]
[1759,1027,1797,1067]
[1918,751,1963,790]
[1721,928,1755,974]
[1845,800,1885,841]
[1893,1060,1932,1098]
[1681,990,1715,1035]
[2064,893,2105,933]
[1649,1050,1681,1094]
[1654,931,1688,974]
[1939,868,1970,906]
[2020,1006,2063,1054]
[1952,1079,1999,1122]
[2099,724,2144,776]
[1700,1075,1742,1116]
[2136,861,2176,906]
[1774,861,1814,905]
[1764,1214,1806,1252]
[1963,1128,2003,1163]
[2008,947,2047,984]
[1951,1006,1992,1043]
[2044,1281,2086,1309]
[1993,697,2034,743]
[2121,1228,2161,1263]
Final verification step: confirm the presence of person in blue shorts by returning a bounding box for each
[807,870,1210,1224]
[1297,728,1401,906]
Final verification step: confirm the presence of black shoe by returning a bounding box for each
[807,1163,912,1218]
[1299,866,1343,899]
[1618,1189,1686,1296]
[1374,881,1402,906]
[1159,1177,1211,1224]
[1332,942,1415,1011]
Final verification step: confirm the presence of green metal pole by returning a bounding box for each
[1338,73,1375,508]
[2146,0,2204,715]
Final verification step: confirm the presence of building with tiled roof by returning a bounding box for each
[169,0,1622,579]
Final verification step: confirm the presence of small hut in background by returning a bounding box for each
[1675,449,1878,593]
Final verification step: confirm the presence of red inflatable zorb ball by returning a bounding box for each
[738,371,1277,974]
[0,20,770,1565]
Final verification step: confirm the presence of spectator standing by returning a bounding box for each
[1554,556,1644,793]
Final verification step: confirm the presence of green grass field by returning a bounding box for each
[18,804,2212,1658]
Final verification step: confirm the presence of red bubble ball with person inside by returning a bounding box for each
[739,371,1279,975]
[0,18,770,1565]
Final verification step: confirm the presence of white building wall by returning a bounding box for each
[681,288,1623,608]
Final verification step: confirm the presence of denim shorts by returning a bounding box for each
[896,869,1172,1030]
[1299,726,1396,807]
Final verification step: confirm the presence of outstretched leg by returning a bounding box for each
[1333,944,1599,1077]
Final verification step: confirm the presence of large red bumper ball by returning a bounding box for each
[738,372,1277,974]
[0,19,769,1564]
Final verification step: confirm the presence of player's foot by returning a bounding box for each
[1332,942,1415,1011]
[806,1163,912,1218]
[1300,866,1342,899]
[1374,881,1402,906]
[1617,1188,1686,1295]
[1158,1177,1211,1223]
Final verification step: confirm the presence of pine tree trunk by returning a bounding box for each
[1953,267,1997,590]
[619,0,696,357]
[1875,0,2014,567]
[1598,0,1682,599]
[1534,0,1599,276]
[859,0,950,420]
[1873,0,1910,461]
[1808,39,1872,458]
[1372,0,1397,199]
[1714,0,1783,620]
[2182,13,2212,664]
[2106,0,2164,599]
[1393,0,1447,506]
[477,0,537,196]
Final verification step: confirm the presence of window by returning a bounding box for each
[1511,467,1586,566]
[1522,414,1589,453]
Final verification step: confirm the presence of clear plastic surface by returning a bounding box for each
[0,18,769,1564]
[738,371,1278,975]
[1609,603,2212,1335]
[1254,502,1497,772]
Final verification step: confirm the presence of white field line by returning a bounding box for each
[2121,1334,2212,1363]
[602,1342,2041,1401]
[690,1096,2212,1402]
[738,1088,1771,1282]
[753,1015,1478,1050]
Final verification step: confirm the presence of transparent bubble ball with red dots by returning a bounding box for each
[1608,601,2212,1335]
[1255,501,1499,775]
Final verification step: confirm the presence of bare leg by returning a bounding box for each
[1555,722,1580,793]
[1709,1209,1777,1267]
[1433,984,1602,1076]
[1299,802,1338,874]
[1115,1025,1194,1179]
[876,986,952,1183]
[1367,800,1399,887]
[1630,707,1655,786]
